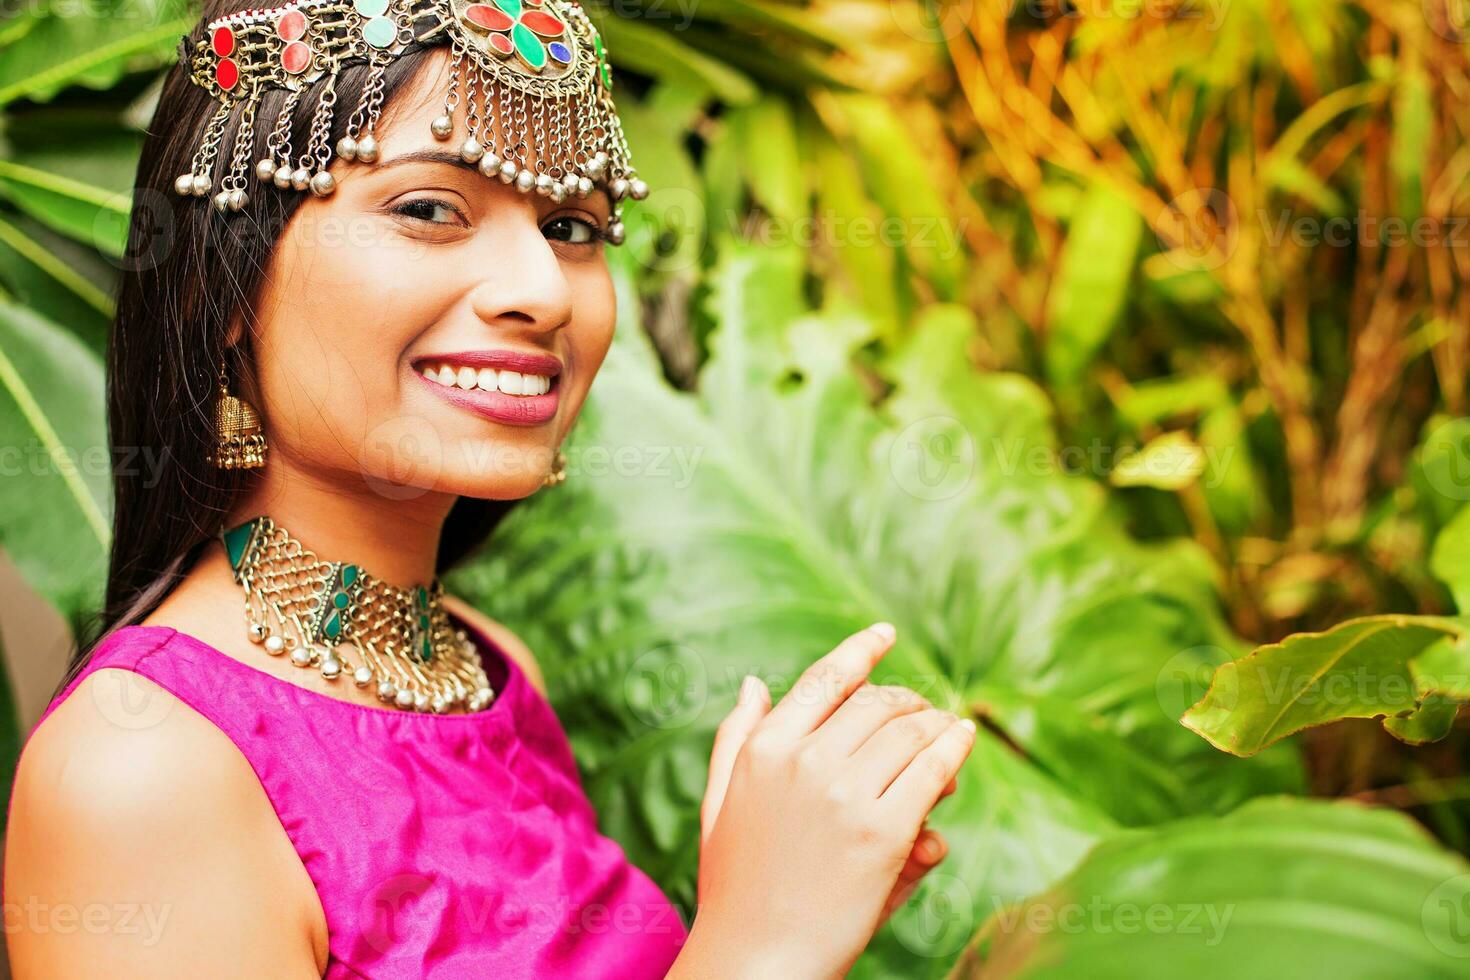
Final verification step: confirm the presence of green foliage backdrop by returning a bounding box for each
[4,0,1470,975]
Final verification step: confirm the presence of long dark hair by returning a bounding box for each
[63,0,513,686]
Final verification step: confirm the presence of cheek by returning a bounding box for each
[250,214,452,462]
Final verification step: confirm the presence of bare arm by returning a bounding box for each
[5,668,327,979]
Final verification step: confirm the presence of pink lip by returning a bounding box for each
[416,349,563,376]
[413,353,562,426]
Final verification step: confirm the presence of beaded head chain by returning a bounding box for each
[174,0,646,243]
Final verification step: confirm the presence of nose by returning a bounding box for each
[467,216,573,335]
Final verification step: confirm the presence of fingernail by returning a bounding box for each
[738,675,761,705]
[920,832,944,862]
[868,622,896,642]
[959,718,977,734]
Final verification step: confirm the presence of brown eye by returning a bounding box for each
[393,198,462,224]
[542,216,602,244]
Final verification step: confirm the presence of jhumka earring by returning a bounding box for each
[172,0,646,243]
[209,359,268,470]
[541,449,567,487]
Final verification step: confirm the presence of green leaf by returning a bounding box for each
[1390,63,1432,223]
[0,2,193,108]
[1430,504,1470,612]
[0,160,130,258]
[728,96,806,224]
[1182,615,1470,756]
[1045,181,1141,385]
[0,214,115,351]
[0,300,110,622]
[592,13,758,106]
[451,244,1298,976]
[955,797,1470,978]
[1110,432,1207,491]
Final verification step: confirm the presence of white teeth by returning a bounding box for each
[419,362,552,396]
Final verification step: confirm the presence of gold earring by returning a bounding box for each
[542,450,567,488]
[208,359,267,470]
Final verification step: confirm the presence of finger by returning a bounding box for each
[883,829,947,921]
[880,718,977,824]
[759,623,896,739]
[812,683,930,756]
[700,675,771,844]
[851,709,957,797]
[941,776,957,800]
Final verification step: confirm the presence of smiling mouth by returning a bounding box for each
[416,361,557,396]
[412,353,563,426]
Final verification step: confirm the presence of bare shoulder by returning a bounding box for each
[442,595,548,696]
[5,668,326,978]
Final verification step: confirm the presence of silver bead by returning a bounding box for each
[248,623,267,643]
[290,168,311,191]
[562,173,580,193]
[609,177,628,201]
[191,173,211,196]
[431,696,448,714]
[320,656,342,679]
[309,170,336,197]
[430,114,454,140]
[336,135,358,161]
[174,173,195,196]
[577,176,593,198]
[594,150,609,168]
[356,135,379,164]
[583,157,605,180]
[478,152,502,177]
[394,688,414,708]
[227,188,247,211]
[213,190,231,213]
[534,173,553,196]
[498,160,518,183]
[550,183,566,203]
[629,177,649,200]
[377,681,396,701]
[413,692,429,711]
[354,666,374,687]
[460,137,484,164]
[273,165,293,189]
[515,170,535,193]
[290,647,313,667]
[264,634,286,654]
[255,158,277,181]
[607,220,625,246]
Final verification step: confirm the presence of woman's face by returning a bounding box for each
[246,47,614,507]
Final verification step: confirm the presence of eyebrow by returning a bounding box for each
[369,147,614,212]
[374,149,479,173]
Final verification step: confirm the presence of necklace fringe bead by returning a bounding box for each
[220,516,495,713]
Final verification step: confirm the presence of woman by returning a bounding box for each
[3,0,977,974]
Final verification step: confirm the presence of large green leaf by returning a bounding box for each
[0,1,192,108]
[1182,616,1470,755]
[0,300,110,622]
[955,797,1470,978]
[450,243,1298,976]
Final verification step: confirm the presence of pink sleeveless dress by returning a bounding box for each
[20,619,687,978]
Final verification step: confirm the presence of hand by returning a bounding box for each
[674,624,977,978]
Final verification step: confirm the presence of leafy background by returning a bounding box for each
[4,0,1470,975]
